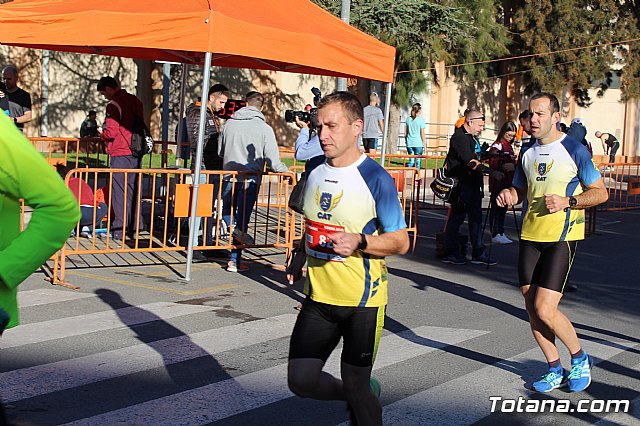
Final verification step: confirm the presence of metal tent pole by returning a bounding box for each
[184,53,212,281]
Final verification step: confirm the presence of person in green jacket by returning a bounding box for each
[0,113,79,330]
[1,112,79,422]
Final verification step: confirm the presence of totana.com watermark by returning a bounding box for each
[489,396,630,413]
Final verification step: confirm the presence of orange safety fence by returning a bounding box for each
[386,167,421,252]
[367,153,448,208]
[20,161,424,286]
[289,165,306,242]
[596,162,640,211]
[29,137,110,168]
[29,137,300,170]
[50,168,296,286]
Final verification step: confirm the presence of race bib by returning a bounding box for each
[305,219,345,262]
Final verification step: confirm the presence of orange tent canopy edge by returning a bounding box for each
[0,0,396,83]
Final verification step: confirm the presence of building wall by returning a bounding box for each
[2,47,638,159]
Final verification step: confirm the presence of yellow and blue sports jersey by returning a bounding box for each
[302,154,407,308]
[513,134,601,242]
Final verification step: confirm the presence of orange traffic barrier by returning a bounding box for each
[597,162,640,211]
[20,159,424,286]
[386,167,420,252]
[50,168,296,286]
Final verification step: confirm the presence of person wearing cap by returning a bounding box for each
[80,110,100,138]
[565,118,592,157]
[442,109,504,266]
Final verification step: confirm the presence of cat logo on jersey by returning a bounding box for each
[315,187,343,220]
[534,159,554,181]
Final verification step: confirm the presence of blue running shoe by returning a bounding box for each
[532,369,567,393]
[568,354,594,392]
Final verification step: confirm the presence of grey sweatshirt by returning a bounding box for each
[218,106,288,181]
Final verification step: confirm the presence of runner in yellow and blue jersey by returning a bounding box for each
[287,92,409,426]
[497,93,608,395]
[302,153,406,308]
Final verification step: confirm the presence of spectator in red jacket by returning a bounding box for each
[56,165,108,237]
[98,76,145,240]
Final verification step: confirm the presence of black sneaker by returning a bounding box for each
[565,283,578,292]
[471,252,497,266]
[441,254,467,265]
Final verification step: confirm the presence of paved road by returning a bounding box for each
[1,209,638,425]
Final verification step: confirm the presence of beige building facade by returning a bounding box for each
[2,47,638,163]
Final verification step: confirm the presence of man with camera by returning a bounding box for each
[287,88,325,171]
[441,109,503,266]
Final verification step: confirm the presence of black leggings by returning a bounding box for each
[609,142,619,163]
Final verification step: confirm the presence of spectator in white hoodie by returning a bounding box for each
[218,91,289,272]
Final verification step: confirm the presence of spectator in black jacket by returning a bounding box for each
[442,109,503,266]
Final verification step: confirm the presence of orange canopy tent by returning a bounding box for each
[1,0,396,280]
[0,0,395,82]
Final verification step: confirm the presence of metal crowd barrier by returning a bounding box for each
[596,162,640,211]
[51,168,296,286]
[365,153,447,208]
[19,158,425,287]
[29,137,299,171]
[386,167,421,252]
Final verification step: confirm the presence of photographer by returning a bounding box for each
[488,121,517,244]
[289,88,325,172]
[293,116,324,169]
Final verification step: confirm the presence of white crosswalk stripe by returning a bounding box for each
[0,301,215,348]
[61,326,489,425]
[380,339,635,426]
[0,314,298,402]
[17,288,97,307]
[2,288,637,426]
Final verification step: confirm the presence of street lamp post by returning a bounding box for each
[337,0,350,91]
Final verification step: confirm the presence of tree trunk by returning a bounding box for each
[386,103,401,155]
[134,59,159,138]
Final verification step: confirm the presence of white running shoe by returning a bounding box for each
[492,234,513,244]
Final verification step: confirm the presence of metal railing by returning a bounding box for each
[52,168,297,286]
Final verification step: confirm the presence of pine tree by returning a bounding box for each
[510,0,638,106]
[312,0,470,152]
[618,0,640,100]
